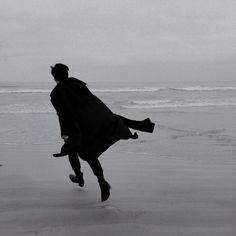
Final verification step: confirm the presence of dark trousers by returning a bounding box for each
[69,151,104,180]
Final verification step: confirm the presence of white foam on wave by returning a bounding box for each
[0,103,54,114]
[0,89,51,94]
[131,99,171,105]
[93,86,236,93]
[91,87,165,93]
[1,86,236,94]
[0,87,163,94]
[172,86,236,91]
[124,98,236,109]
[4,98,235,113]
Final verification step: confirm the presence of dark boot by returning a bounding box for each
[69,173,84,187]
[131,132,138,139]
[98,179,111,202]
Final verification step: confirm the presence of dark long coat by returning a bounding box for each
[50,77,133,160]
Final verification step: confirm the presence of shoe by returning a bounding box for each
[69,174,84,187]
[132,132,138,139]
[98,180,111,202]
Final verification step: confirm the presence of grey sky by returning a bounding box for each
[1,0,236,82]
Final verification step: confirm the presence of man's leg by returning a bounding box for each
[68,151,84,187]
[87,158,105,181]
[87,158,111,202]
[116,114,155,133]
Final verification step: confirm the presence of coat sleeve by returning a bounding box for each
[50,91,74,137]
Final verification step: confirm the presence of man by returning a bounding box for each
[50,63,155,202]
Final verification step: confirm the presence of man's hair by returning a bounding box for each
[51,63,69,80]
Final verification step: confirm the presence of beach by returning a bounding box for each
[0,81,236,235]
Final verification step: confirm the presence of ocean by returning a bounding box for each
[1,80,236,235]
[1,80,236,113]
[0,80,236,162]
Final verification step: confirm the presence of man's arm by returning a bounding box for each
[50,91,72,137]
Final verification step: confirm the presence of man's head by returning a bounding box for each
[51,63,69,82]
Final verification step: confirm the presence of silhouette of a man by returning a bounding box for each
[50,63,154,202]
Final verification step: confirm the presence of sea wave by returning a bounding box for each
[0,110,53,114]
[124,98,236,109]
[171,86,236,92]
[0,87,163,94]
[1,86,236,94]
[0,103,54,114]
[1,98,236,113]
[0,89,51,94]
[91,86,236,93]
[91,87,164,93]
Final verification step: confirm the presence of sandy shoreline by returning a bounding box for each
[1,141,236,236]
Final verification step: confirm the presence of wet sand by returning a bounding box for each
[0,136,236,236]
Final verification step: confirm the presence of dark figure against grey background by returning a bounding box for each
[50,63,155,202]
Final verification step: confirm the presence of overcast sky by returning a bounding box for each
[1,0,236,82]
